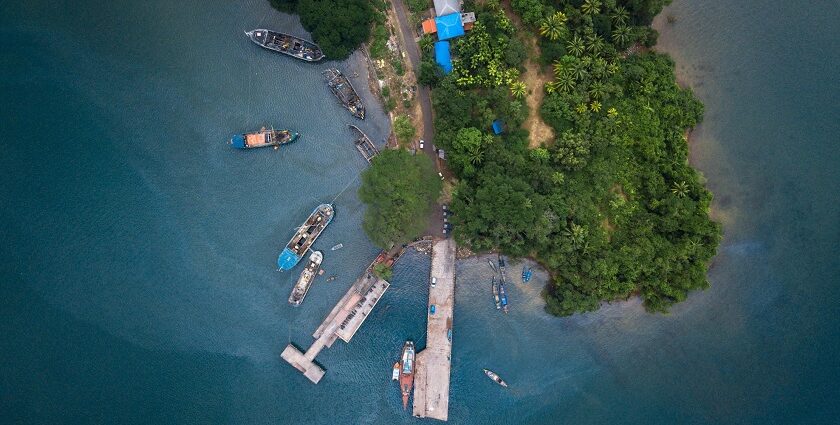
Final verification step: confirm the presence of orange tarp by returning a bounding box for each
[422,19,437,34]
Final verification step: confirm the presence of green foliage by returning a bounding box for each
[372,262,393,280]
[385,97,397,112]
[358,150,442,248]
[419,60,444,87]
[394,115,416,145]
[269,0,373,60]
[381,86,391,98]
[452,17,520,88]
[407,0,430,14]
[369,24,390,59]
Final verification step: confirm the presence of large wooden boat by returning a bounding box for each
[245,29,324,62]
[230,127,299,149]
[323,68,365,119]
[277,204,334,271]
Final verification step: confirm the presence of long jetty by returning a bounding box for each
[350,124,379,163]
[413,238,456,421]
[281,271,389,384]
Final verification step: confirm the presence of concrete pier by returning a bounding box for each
[413,238,456,421]
[281,272,389,384]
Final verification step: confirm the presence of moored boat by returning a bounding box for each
[277,204,334,271]
[483,368,508,388]
[399,341,415,410]
[487,258,497,273]
[492,276,500,309]
[392,362,400,381]
[230,127,299,149]
[499,282,509,314]
[245,29,324,62]
[331,243,343,251]
[323,68,365,119]
[288,251,323,306]
[522,266,532,283]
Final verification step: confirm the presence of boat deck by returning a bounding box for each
[281,271,389,384]
[412,239,456,421]
[350,125,379,163]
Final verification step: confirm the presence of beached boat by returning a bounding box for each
[487,258,497,273]
[499,282,509,314]
[288,251,323,306]
[230,127,299,149]
[483,369,508,388]
[349,124,379,163]
[522,266,532,283]
[277,204,334,271]
[492,276,500,309]
[323,68,365,119]
[396,341,416,410]
[245,29,324,62]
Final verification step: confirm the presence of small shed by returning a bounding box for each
[435,13,465,41]
[492,119,504,135]
[422,19,437,35]
[434,41,452,74]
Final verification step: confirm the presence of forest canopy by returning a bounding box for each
[269,0,374,60]
[425,0,720,315]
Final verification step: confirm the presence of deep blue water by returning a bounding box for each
[1,0,838,423]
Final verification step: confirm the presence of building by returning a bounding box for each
[434,13,465,41]
[433,0,461,17]
[434,41,452,74]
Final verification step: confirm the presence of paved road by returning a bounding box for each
[391,0,445,238]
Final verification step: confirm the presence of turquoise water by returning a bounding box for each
[1,0,838,423]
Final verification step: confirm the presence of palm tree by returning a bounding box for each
[588,81,606,99]
[590,100,602,112]
[671,181,689,197]
[556,73,575,93]
[539,12,567,41]
[610,6,629,26]
[553,60,565,78]
[418,35,435,54]
[576,103,589,114]
[467,144,484,165]
[607,61,620,75]
[612,24,631,47]
[566,35,585,57]
[510,81,527,99]
[572,61,589,81]
[581,0,601,16]
[607,107,618,118]
[564,223,588,249]
[545,81,558,94]
[585,33,604,55]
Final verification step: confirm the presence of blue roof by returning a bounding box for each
[231,134,246,149]
[434,41,452,74]
[492,119,504,135]
[277,247,302,271]
[435,13,464,41]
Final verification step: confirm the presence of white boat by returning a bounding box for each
[288,251,323,306]
[483,368,508,388]
[331,243,343,251]
[391,362,400,381]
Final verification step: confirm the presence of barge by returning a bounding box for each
[288,251,323,306]
[277,204,334,271]
[323,68,365,119]
[245,29,324,62]
[231,127,299,149]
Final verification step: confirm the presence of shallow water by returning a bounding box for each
[1,0,838,423]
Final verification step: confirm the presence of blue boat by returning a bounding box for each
[522,266,532,283]
[277,204,334,271]
[499,283,509,314]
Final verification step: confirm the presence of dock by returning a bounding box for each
[281,271,390,384]
[350,124,379,163]
[413,238,456,421]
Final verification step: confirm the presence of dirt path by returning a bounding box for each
[501,1,554,148]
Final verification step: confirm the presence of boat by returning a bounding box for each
[398,341,415,410]
[522,266,532,283]
[483,369,508,388]
[331,243,343,251]
[245,29,324,62]
[323,68,365,119]
[349,124,379,163]
[499,282,509,314]
[392,362,400,381]
[498,255,507,280]
[326,275,337,282]
[230,127,299,149]
[288,251,323,306]
[277,204,334,271]
[492,276,500,309]
[487,258,497,273]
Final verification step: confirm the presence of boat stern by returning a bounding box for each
[277,247,302,271]
[231,134,247,149]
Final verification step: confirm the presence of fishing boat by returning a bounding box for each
[492,276,500,309]
[230,127,299,149]
[245,29,324,62]
[277,204,334,271]
[398,341,415,410]
[323,68,365,119]
[483,369,508,388]
[487,258,497,273]
[331,243,343,251]
[288,251,323,306]
[522,266,532,283]
[326,275,337,282]
[391,362,400,381]
[499,282,509,314]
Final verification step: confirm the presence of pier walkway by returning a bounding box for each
[413,238,456,421]
[281,272,389,384]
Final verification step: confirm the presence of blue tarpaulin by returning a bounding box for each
[435,13,464,41]
[435,41,452,74]
[231,134,246,148]
[492,119,504,135]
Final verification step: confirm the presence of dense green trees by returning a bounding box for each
[358,150,442,249]
[425,1,719,315]
[268,0,374,60]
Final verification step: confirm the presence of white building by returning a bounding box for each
[433,0,461,17]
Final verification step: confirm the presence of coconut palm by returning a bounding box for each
[590,100,602,112]
[588,81,606,99]
[607,61,620,75]
[572,61,589,81]
[467,144,484,165]
[566,35,585,57]
[581,0,601,16]
[539,12,567,41]
[545,81,558,94]
[556,73,576,93]
[612,24,631,47]
[553,60,565,78]
[610,6,629,25]
[510,81,527,99]
[607,107,618,118]
[564,223,588,249]
[592,58,608,78]
[585,33,604,55]
[671,181,689,197]
[576,103,589,114]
